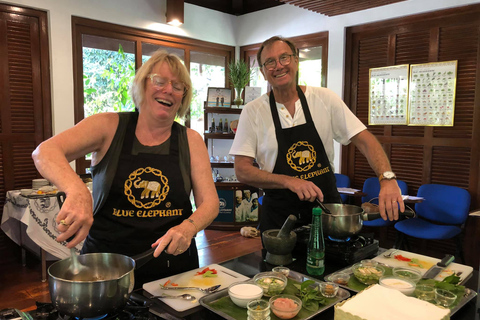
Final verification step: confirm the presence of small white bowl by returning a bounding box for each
[228,282,264,308]
[20,189,33,196]
[379,276,416,296]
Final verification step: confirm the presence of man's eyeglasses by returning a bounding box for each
[147,74,187,95]
[262,54,295,71]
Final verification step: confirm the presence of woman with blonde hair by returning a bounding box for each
[33,50,218,287]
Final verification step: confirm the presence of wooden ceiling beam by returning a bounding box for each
[316,0,405,16]
[280,0,406,16]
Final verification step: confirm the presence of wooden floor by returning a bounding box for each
[0,229,262,311]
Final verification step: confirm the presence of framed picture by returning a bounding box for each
[407,60,457,127]
[368,64,409,125]
[244,86,262,104]
[207,87,232,108]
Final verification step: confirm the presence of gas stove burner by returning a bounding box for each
[58,315,108,320]
[327,236,352,242]
[24,296,156,320]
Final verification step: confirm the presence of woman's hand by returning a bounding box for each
[151,219,197,257]
[55,187,94,248]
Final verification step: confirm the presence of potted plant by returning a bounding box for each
[228,60,252,106]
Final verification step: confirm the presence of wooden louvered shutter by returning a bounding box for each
[344,4,480,267]
[0,5,51,257]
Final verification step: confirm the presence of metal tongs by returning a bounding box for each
[315,198,332,214]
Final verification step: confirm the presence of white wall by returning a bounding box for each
[4,0,480,172]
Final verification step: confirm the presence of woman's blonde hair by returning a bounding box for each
[131,50,193,119]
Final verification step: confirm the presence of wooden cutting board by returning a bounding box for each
[143,264,250,312]
[373,249,473,283]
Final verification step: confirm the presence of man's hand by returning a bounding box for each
[285,176,324,202]
[378,179,405,221]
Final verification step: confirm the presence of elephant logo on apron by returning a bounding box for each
[286,141,317,172]
[124,167,170,209]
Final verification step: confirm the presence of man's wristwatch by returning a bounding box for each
[379,171,396,182]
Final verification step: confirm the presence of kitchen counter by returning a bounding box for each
[141,249,478,320]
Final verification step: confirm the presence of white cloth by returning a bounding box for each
[229,86,366,172]
[1,191,84,259]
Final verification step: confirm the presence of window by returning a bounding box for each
[73,17,234,173]
[240,31,328,92]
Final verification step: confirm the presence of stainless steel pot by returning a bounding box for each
[321,204,365,239]
[48,248,154,318]
[321,203,415,239]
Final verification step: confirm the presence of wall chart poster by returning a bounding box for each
[369,64,409,125]
[408,60,457,126]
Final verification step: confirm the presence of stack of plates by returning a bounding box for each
[32,178,49,189]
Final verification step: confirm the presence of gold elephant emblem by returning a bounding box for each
[292,150,312,165]
[134,177,161,199]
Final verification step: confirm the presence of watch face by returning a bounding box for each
[384,172,395,179]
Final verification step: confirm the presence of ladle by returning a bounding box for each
[315,198,332,214]
[57,192,89,279]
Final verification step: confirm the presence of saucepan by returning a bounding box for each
[49,193,156,317]
[320,203,414,239]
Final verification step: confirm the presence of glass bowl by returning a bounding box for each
[435,288,457,307]
[414,284,435,301]
[352,262,385,285]
[247,299,271,319]
[360,259,379,267]
[253,271,288,297]
[379,276,416,296]
[272,266,290,277]
[319,282,339,298]
[228,282,264,308]
[269,294,302,319]
[329,272,350,286]
[392,267,422,283]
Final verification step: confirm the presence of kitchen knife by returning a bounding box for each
[422,254,455,279]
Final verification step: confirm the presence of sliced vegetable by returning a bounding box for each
[162,279,178,287]
[196,267,217,276]
[394,254,411,262]
[203,270,218,278]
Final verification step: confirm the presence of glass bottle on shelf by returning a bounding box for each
[218,118,223,133]
[306,207,325,276]
[211,117,215,133]
[223,118,228,133]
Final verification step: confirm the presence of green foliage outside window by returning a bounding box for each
[83,45,136,117]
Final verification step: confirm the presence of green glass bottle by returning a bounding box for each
[306,207,325,276]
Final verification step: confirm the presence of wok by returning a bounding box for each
[321,203,414,239]
[50,192,155,317]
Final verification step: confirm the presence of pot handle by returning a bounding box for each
[56,191,76,243]
[361,209,416,221]
[132,247,156,270]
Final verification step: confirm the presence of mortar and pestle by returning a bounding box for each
[262,215,297,265]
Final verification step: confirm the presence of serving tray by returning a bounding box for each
[199,270,350,320]
[324,267,477,316]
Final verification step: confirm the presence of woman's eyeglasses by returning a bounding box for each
[148,74,187,95]
[262,54,295,71]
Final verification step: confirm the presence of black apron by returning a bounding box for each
[82,112,198,288]
[260,86,341,234]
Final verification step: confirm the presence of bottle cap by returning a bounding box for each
[312,207,322,216]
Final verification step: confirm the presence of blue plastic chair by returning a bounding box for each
[395,184,470,261]
[361,177,408,227]
[334,173,351,203]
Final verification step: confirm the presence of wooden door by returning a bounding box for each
[0,4,51,263]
